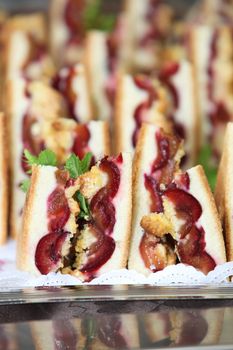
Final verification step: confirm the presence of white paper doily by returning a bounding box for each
[0,240,233,288]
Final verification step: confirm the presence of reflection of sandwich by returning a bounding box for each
[189,24,233,158]
[7,78,109,239]
[128,123,226,275]
[0,113,7,244]
[52,63,93,122]
[17,152,132,281]
[215,122,233,261]
[31,315,139,349]
[2,14,55,81]
[49,0,86,67]
[142,309,223,347]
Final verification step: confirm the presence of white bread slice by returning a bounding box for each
[114,74,168,154]
[69,152,132,280]
[189,24,233,148]
[85,31,112,121]
[7,79,65,239]
[0,113,8,244]
[3,14,55,82]
[17,165,74,275]
[53,63,93,123]
[215,122,233,261]
[164,59,199,168]
[30,315,139,349]
[128,123,226,275]
[49,0,84,67]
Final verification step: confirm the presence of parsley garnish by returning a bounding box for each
[21,149,58,193]
[20,179,31,193]
[197,145,217,192]
[24,149,57,173]
[84,0,116,32]
[65,152,92,178]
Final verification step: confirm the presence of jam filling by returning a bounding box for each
[52,66,77,121]
[22,34,47,79]
[79,157,121,274]
[53,319,78,350]
[64,0,85,45]
[140,130,216,274]
[132,76,158,147]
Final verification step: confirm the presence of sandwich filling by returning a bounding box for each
[34,154,123,280]
[139,129,216,274]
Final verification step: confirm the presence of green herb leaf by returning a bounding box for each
[84,0,116,32]
[197,145,217,192]
[20,179,31,193]
[74,191,91,220]
[24,149,39,167]
[38,149,57,166]
[65,152,92,179]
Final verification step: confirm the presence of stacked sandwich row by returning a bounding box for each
[0,0,232,280]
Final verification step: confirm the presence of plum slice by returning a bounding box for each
[72,124,91,160]
[64,0,85,43]
[47,187,70,231]
[35,231,68,274]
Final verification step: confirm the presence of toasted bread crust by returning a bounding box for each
[215,122,233,261]
[102,121,111,155]
[16,166,39,270]
[0,113,8,244]
[114,74,125,155]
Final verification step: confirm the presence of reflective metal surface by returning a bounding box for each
[0,297,233,349]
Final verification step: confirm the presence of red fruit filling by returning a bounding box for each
[163,188,216,273]
[71,124,92,161]
[97,316,127,348]
[159,62,179,109]
[64,0,85,45]
[140,130,215,274]
[35,231,68,274]
[22,34,46,78]
[47,187,70,231]
[132,76,158,147]
[53,319,78,350]
[81,158,121,274]
[52,66,77,120]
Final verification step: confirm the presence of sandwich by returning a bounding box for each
[30,315,139,349]
[2,13,55,81]
[115,60,198,169]
[17,151,132,281]
[7,79,110,239]
[0,113,7,244]
[158,59,199,168]
[52,63,93,122]
[49,0,86,67]
[121,0,173,72]
[188,24,233,158]
[114,73,169,154]
[128,123,226,275]
[85,30,116,122]
[215,122,233,261]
